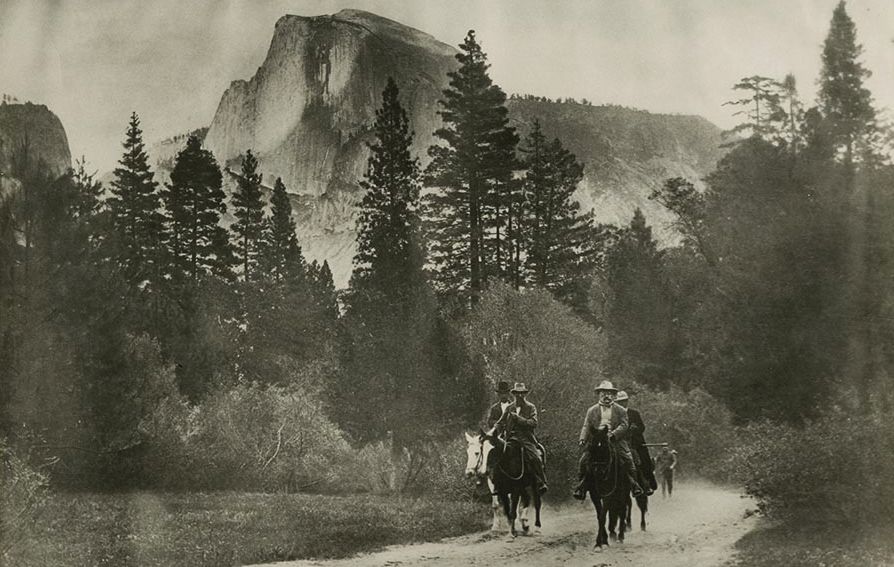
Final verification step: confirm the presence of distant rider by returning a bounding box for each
[485,380,513,430]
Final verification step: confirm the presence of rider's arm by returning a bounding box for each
[579,406,595,445]
[609,406,629,440]
[514,403,538,428]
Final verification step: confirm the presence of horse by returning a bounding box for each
[585,427,630,548]
[464,431,541,536]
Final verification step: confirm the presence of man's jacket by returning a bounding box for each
[494,400,539,452]
[579,402,630,449]
[627,407,646,448]
[486,401,508,430]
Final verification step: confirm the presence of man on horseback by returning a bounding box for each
[485,380,513,429]
[492,382,548,494]
[572,380,646,500]
[615,390,657,494]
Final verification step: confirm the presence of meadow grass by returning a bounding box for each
[7,491,489,566]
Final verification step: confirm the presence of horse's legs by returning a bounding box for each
[519,489,530,533]
[626,494,633,529]
[638,495,648,531]
[509,491,520,537]
[615,495,627,543]
[488,479,504,532]
[533,487,542,529]
[498,491,512,533]
[591,493,608,548]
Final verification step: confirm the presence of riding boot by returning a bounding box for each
[629,473,645,498]
[532,460,548,494]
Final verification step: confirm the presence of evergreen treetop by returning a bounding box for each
[232,149,265,281]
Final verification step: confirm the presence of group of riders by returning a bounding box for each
[485,379,678,500]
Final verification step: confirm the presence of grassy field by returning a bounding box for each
[732,519,894,566]
[6,491,490,566]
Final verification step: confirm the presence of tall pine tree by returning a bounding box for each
[351,77,425,295]
[818,0,875,170]
[231,149,265,281]
[339,79,460,488]
[108,112,165,287]
[519,120,591,299]
[162,134,234,284]
[425,30,519,303]
[262,177,306,284]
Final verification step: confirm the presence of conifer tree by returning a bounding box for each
[723,76,785,141]
[351,77,425,295]
[232,150,265,281]
[425,30,519,303]
[108,112,165,286]
[604,208,674,388]
[818,0,875,168]
[262,177,306,283]
[519,121,591,298]
[338,79,458,483]
[162,135,234,284]
[309,260,339,321]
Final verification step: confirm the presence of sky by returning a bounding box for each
[1,0,892,172]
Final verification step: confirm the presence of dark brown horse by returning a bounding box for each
[479,431,542,537]
[586,427,630,548]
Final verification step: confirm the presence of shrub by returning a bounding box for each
[731,413,894,523]
[183,382,354,492]
[354,436,479,500]
[0,437,50,560]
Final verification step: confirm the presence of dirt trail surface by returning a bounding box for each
[257,483,758,567]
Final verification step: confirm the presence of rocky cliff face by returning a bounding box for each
[0,102,72,178]
[204,9,456,287]
[202,10,724,287]
[507,100,725,243]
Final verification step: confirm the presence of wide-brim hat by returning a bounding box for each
[495,380,511,394]
[615,390,629,401]
[594,380,617,392]
[510,382,529,393]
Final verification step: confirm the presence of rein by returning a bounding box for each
[498,442,525,481]
[482,435,526,482]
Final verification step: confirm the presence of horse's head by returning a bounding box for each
[590,426,613,465]
[463,431,495,480]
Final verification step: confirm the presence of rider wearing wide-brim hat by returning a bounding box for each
[492,382,549,494]
[614,390,658,493]
[485,380,513,430]
[572,379,647,500]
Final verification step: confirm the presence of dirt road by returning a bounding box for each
[258,483,757,567]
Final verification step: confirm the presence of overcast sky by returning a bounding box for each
[1,0,892,172]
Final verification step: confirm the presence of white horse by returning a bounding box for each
[464,431,533,534]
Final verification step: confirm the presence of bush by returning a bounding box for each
[160,382,354,492]
[353,437,478,500]
[730,413,894,523]
[0,437,50,560]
